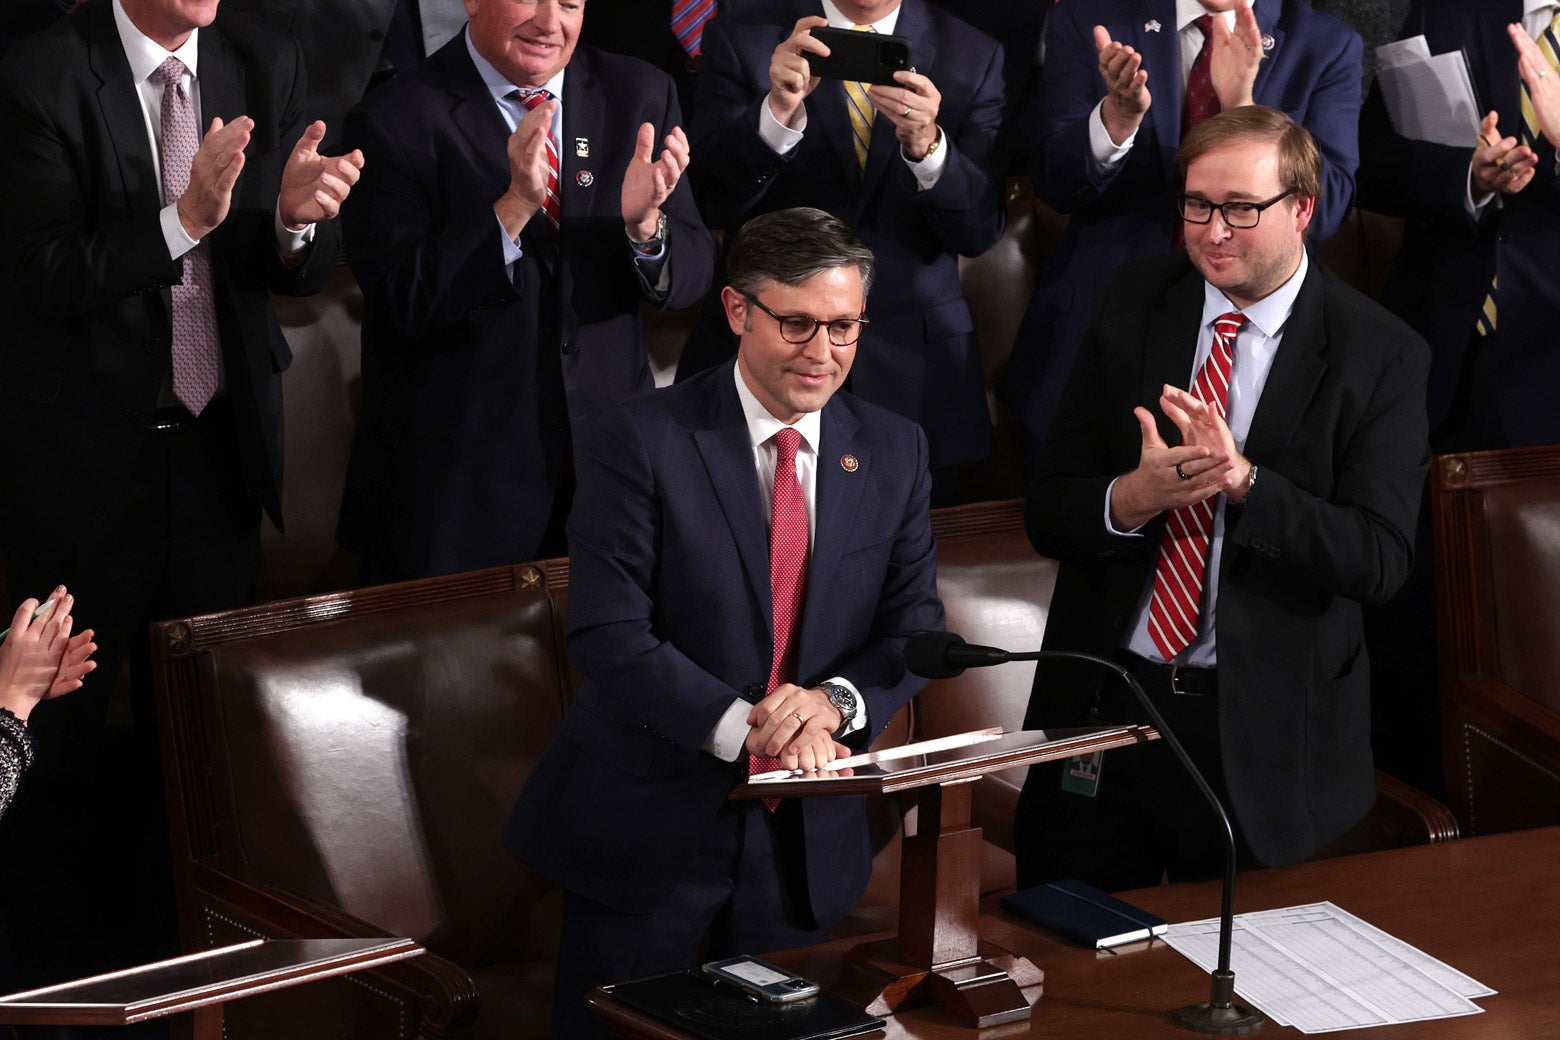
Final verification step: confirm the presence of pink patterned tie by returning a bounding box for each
[514,88,561,238]
[671,0,716,58]
[749,427,809,810]
[158,57,221,415]
[1147,312,1243,661]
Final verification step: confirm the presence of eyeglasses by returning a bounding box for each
[744,294,868,347]
[1177,190,1293,229]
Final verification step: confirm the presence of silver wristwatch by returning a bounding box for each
[819,681,859,734]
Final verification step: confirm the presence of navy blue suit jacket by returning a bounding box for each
[1004,0,1363,444]
[1357,0,1560,448]
[0,1,339,556]
[1017,253,1429,867]
[338,36,715,577]
[503,362,945,922]
[685,0,1007,471]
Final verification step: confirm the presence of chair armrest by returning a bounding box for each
[1369,769,1459,844]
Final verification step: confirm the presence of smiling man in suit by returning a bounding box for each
[1012,107,1429,891]
[1004,0,1364,450]
[504,207,945,1038]
[338,0,714,580]
[683,0,1007,502]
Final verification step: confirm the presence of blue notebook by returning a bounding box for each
[1001,879,1169,949]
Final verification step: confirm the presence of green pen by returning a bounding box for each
[0,598,60,642]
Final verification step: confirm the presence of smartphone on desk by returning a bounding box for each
[701,955,821,1003]
[805,27,913,85]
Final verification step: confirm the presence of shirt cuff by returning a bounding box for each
[161,203,199,260]
[274,204,317,255]
[1088,99,1135,175]
[704,697,756,763]
[633,246,671,296]
[903,127,948,190]
[1103,475,1148,537]
[1465,162,1496,218]
[499,214,525,266]
[759,94,806,155]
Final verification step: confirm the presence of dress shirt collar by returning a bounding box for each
[821,0,900,34]
[734,363,823,457]
[1176,0,1243,35]
[464,28,566,107]
[113,0,200,83]
[1526,0,1555,20]
[1201,246,1308,339]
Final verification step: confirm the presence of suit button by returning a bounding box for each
[561,339,577,355]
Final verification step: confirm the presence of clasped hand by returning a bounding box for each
[745,684,847,773]
[1108,385,1251,531]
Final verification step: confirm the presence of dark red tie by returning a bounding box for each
[1147,312,1242,661]
[515,88,561,238]
[1174,16,1219,250]
[749,428,809,809]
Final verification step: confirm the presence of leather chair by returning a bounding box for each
[1432,445,1560,835]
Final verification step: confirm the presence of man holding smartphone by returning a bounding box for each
[684,0,1008,503]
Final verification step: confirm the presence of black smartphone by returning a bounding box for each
[701,956,821,1003]
[804,26,913,85]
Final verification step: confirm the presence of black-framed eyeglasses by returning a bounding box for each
[744,293,868,347]
[1177,190,1293,229]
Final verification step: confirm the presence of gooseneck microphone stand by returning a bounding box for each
[906,633,1264,1035]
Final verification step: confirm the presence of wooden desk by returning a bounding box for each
[590,827,1560,1039]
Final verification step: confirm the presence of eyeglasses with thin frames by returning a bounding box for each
[1176,190,1294,229]
[743,293,868,348]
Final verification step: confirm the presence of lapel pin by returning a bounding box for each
[1261,34,1275,52]
[840,454,859,473]
[574,137,590,157]
[575,170,594,187]
[1145,19,1162,32]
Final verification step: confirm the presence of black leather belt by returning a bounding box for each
[1114,651,1219,698]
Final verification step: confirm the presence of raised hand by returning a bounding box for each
[768,16,830,128]
[278,120,365,229]
[620,123,690,240]
[1208,3,1262,110]
[177,115,251,240]
[1094,24,1151,145]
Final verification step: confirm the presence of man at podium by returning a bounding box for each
[503,207,945,1038]
[1014,107,1430,893]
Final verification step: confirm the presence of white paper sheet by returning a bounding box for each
[1374,36,1481,147]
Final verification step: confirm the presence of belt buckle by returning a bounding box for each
[1168,664,1195,697]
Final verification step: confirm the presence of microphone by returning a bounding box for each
[907,632,1264,1035]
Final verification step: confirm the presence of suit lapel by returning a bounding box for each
[1476,6,1521,137]
[1250,0,1282,102]
[561,50,605,227]
[1140,5,1183,178]
[807,399,867,602]
[196,27,248,222]
[1243,255,1326,465]
[85,2,161,222]
[856,0,936,208]
[694,367,773,627]
[1143,265,1205,442]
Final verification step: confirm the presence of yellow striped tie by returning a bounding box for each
[1520,8,1560,148]
[843,24,876,169]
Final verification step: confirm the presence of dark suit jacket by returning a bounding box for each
[337,36,715,578]
[1357,0,1560,448]
[1004,0,1364,444]
[0,1,339,558]
[503,362,945,922]
[686,0,1007,471]
[1017,252,1429,867]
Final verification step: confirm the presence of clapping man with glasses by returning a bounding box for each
[1011,107,1430,892]
[505,207,944,1038]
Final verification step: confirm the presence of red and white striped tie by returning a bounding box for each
[1147,311,1243,661]
[515,88,561,238]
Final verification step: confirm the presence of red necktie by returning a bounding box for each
[1147,312,1243,661]
[671,0,717,58]
[749,428,809,809]
[158,57,221,415]
[1173,16,1219,250]
[515,88,561,238]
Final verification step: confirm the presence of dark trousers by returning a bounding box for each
[0,401,259,1033]
[1015,653,1255,893]
[551,798,831,1039]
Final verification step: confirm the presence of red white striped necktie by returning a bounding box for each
[1147,311,1243,661]
[749,427,809,810]
[514,88,561,238]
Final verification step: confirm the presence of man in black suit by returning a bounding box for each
[1012,106,1429,891]
[0,0,360,993]
[684,0,1007,502]
[338,0,714,581]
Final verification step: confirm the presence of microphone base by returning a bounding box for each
[1176,1001,1265,1034]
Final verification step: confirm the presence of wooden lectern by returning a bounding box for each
[730,725,1157,1027]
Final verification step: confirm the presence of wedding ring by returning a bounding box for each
[791,710,805,723]
[1176,462,1193,480]
[1541,70,1550,78]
